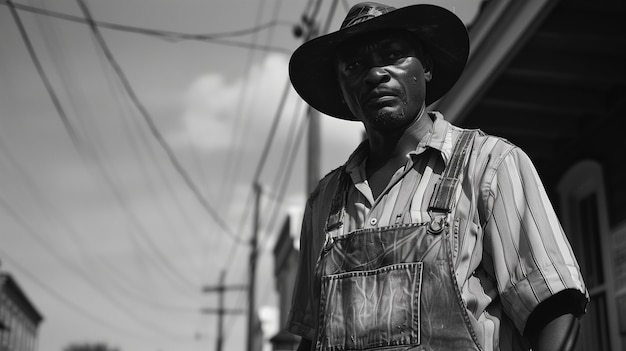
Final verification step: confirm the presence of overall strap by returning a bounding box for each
[325,167,350,233]
[428,130,476,214]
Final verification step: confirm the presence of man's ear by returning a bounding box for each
[424,69,433,82]
[421,54,434,83]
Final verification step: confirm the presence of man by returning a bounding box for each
[287,3,588,351]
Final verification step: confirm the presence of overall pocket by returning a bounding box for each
[317,262,423,350]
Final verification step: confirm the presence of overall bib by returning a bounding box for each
[314,131,482,351]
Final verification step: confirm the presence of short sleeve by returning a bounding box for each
[482,147,588,333]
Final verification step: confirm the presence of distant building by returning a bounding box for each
[270,215,301,351]
[0,273,43,351]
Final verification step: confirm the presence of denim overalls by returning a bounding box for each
[314,131,482,351]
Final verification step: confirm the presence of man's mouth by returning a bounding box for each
[364,91,398,105]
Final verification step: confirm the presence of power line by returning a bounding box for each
[220,0,289,258]
[28,4,208,283]
[7,0,206,292]
[0,0,294,53]
[85,23,210,274]
[220,91,304,285]
[6,0,242,329]
[0,249,155,341]
[7,0,190,291]
[260,0,339,239]
[201,270,247,351]
[252,78,292,182]
[214,0,286,271]
[262,102,307,238]
[0,139,201,313]
[0,194,190,339]
[217,0,288,344]
[216,0,270,225]
[213,1,273,345]
[5,0,82,149]
[222,0,329,345]
[255,1,341,305]
[77,0,239,242]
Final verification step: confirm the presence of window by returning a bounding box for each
[558,160,619,351]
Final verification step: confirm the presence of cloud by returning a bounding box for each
[175,53,291,151]
[177,74,238,149]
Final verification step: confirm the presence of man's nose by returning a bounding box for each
[364,65,390,85]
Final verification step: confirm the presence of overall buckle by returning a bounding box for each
[428,211,447,234]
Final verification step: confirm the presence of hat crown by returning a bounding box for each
[289,3,469,120]
[340,2,396,29]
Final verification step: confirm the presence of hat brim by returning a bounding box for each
[289,4,470,121]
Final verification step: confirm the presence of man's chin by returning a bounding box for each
[365,105,401,119]
[370,111,409,130]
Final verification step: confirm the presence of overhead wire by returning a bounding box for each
[261,101,306,238]
[219,79,294,342]
[221,0,291,276]
[27,0,206,285]
[5,0,81,149]
[221,0,337,343]
[0,249,156,341]
[255,82,308,315]
[219,77,292,275]
[309,0,324,23]
[76,0,240,243]
[0,194,191,339]
[6,0,138,290]
[256,0,342,311]
[83,12,210,275]
[219,0,291,342]
[221,0,301,276]
[0,138,199,313]
[216,0,273,341]
[215,0,269,235]
[260,0,339,244]
[6,0,204,295]
[252,78,293,182]
[65,0,222,291]
[2,0,319,346]
[216,0,286,278]
[0,0,294,53]
[3,0,270,340]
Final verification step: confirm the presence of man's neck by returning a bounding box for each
[363,108,433,200]
[366,108,433,165]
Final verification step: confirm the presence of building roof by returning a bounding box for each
[435,0,625,205]
[0,273,44,325]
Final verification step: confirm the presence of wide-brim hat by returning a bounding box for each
[289,2,470,121]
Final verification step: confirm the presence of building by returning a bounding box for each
[270,216,301,351]
[436,0,626,349]
[0,273,43,351]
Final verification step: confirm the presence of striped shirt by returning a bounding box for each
[288,112,588,350]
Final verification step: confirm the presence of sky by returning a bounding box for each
[0,1,481,350]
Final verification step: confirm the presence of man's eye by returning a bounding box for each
[385,50,403,60]
[344,61,361,72]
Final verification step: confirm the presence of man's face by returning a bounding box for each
[335,30,429,131]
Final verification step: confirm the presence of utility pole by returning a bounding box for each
[247,182,261,351]
[294,8,320,195]
[201,270,246,351]
[294,0,339,195]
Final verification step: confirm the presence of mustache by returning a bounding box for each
[363,88,404,102]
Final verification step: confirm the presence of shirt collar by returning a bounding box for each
[344,111,454,175]
[409,111,454,166]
